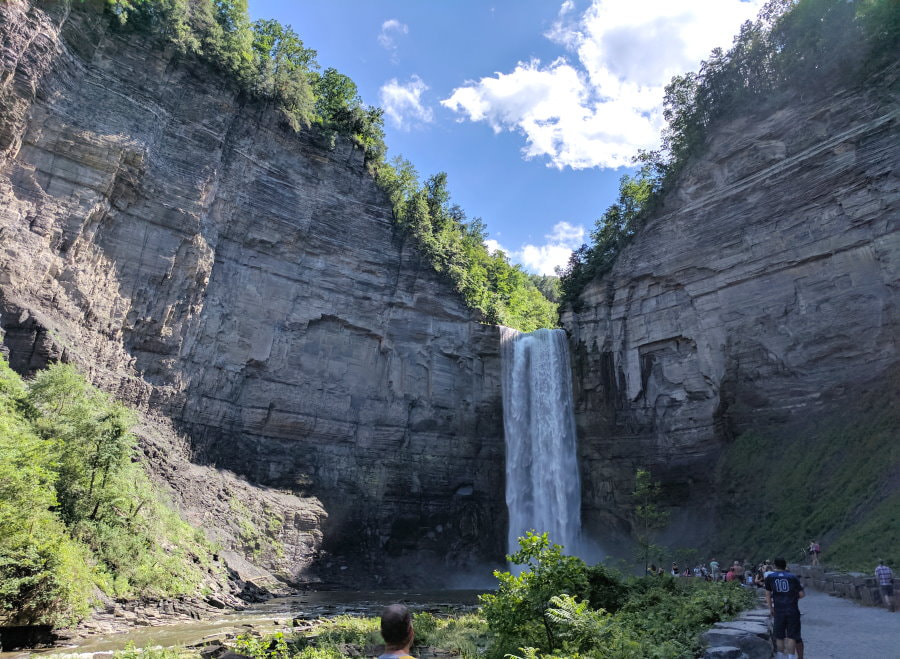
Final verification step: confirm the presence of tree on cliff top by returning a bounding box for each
[376,162,558,331]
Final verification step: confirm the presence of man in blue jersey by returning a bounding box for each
[765,557,805,659]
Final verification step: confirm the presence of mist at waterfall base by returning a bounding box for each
[501,327,597,563]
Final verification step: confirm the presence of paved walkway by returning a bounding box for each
[798,589,899,658]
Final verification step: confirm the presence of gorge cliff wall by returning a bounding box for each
[563,68,899,551]
[0,1,505,585]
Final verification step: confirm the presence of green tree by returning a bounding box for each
[560,0,900,306]
[632,468,670,575]
[251,19,317,129]
[528,274,562,304]
[480,532,593,657]
[314,67,361,125]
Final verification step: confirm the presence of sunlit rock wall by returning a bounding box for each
[563,69,899,551]
[0,1,505,584]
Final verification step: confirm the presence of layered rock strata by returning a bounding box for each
[563,69,899,549]
[0,1,505,583]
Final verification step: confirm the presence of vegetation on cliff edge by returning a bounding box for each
[72,0,557,331]
[0,356,217,626]
[558,0,900,306]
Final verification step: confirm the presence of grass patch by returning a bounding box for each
[714,377,900,570]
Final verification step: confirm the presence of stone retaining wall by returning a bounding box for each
[700,601,773,659]
[793,565,885,608]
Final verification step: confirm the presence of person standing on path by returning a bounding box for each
[808,540,820,566]
[876,558,895,612]
[710,558,720,582]
[765,557,805,659]
[378,603,415,659]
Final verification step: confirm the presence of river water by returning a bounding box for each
[5,590,483,657]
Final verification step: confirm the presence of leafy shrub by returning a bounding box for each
[234,632,292,659]
[0,357,216,625]
[481,533,755,659]
[114,642,192,659]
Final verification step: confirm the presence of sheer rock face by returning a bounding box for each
[563,72,899,549]
[0,2,505,584]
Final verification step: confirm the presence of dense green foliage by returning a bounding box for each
[714,378,900,571]
[224,533,753,659]
[375,164,558,331]
[80,0,557,330]
[100,0,384,152]
[480,533,754,659]
[0,357,215,626]
[528,275,562,304]
[559,0,900,305]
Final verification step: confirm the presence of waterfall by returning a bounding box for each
[500,326,581,556]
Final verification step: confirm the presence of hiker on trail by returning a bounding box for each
[765,557,805,659]
[754,562,766,588]
[378,603,415,659]
[876,558,895,612]
[710,558,720,582]
[808,540,820,566]
[671,562,679,576]
[732,560,744,581]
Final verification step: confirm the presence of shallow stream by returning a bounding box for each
[5,590,483,657]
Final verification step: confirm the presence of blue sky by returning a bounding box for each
[248,1,764,275]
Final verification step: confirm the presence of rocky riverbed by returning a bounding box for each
[0,591,482,658]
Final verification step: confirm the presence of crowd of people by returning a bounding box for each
[647,557,781,585]
[642,549,895,659]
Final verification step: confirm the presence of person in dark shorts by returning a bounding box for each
[378,603,415,659]
[876,558,895,612]
[765,557,805,659]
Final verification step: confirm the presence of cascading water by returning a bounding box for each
[500,326,581,556]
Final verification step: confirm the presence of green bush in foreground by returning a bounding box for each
[0,357,217,626]
[482,533,755,659]
[232,533,753,659]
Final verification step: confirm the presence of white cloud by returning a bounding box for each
[379,76,434,129]
[484,238,507,256]
[442,0,764,170]
[378,19,408,61]
[484,221,586,275]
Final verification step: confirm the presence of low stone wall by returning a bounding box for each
[793,565,885,607]
[699,602,773,659]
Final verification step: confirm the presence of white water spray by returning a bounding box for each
[500,327,581,555]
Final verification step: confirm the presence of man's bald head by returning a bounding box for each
[380,603,413,649]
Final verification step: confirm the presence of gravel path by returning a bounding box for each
[797,589,899,658]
